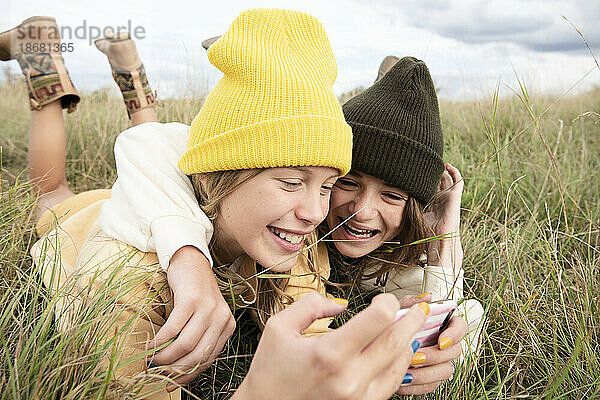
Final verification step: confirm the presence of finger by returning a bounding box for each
[148,306,193,351]
[398,293,432,308]
[171,327,235,385]
[170,314,236,385]
[413,342,462,366]
[438,315,468,350]
[393,303,429,339]
[267,292,347,334]
[446,163,464,189]
[329,293,400,354]
[157,327,219,384]
[152,316,208,365]
[203,313,237,362]
[368,342,415,399]
[359,302,429,368]
[359,322,413,379]
[405,362,453,388]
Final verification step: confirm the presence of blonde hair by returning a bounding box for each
[190,171,321,327]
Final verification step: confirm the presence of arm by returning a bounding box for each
[423,162,464,300]
[150,246,235,385]
[99,121,214,269]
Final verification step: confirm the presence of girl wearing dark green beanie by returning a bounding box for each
[323,56,485,395]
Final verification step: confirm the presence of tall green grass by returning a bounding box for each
[1,70,599,398]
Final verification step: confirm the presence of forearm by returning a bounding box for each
[427,235,463,269]
[99,122,215,270]
[425,237,464,300]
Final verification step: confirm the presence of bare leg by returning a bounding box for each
[28,101,75,219]
[0,16,80,220]
[130,106,158,126]
[28,101,74,219]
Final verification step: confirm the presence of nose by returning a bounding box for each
[295,190,328,226]
[349,191,377,221]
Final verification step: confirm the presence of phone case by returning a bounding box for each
[394,299,457,347]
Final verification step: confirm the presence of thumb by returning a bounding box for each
[394,302,429,339]
[269,292,347,333]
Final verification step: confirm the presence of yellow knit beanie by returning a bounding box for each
[178,8,352,175]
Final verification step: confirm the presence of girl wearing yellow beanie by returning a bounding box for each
[17,8,391,399]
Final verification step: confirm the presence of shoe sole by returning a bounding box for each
[93,31,131,49]
[0,16,58,60]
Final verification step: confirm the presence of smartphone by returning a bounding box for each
[394,299,457,347]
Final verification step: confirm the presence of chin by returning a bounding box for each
[334,241,372,258]
[258,254,298,272]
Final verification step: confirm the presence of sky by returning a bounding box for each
[2,0,599,100]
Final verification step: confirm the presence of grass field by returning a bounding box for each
[1,71,599,399]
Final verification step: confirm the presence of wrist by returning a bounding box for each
[427,237,463,267]
[168,246,211,271]
[167,245,216,290]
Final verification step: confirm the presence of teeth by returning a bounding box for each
[269,227,305,244]
[343,222,377,238]
[349,226,370,234]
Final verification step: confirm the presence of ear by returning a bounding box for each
[202,35,222,51]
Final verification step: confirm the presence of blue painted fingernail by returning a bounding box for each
[411,340,421,353]
[402,373,413,384]
[147,362,158,368]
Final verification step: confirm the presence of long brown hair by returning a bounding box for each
[190,171,321,327]
[326,196,432,288]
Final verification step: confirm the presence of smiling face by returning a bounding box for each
[325,171,409,258]
[213,166,339,272]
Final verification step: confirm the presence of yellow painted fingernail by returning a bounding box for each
[331,298,348,306]
[166,385,177,393]
[418,302,430,315]
[410,352,426,366]
[415,292,431,299]
[439,337,453,350]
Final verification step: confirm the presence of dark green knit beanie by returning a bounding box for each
[342,56,444,204]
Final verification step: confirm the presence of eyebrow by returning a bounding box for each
[347,170,406,194]
[290,167,311,172]
[288,167,339,180]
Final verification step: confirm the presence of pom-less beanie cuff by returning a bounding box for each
[179,115,352,175]
[349,121,444,204]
